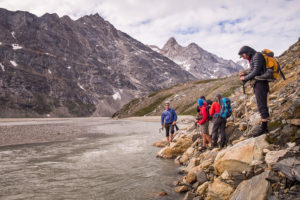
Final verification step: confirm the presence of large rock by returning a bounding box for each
[273,157,300,182]
[230,171,271,200]
[214,134,269,175]
[174,185,189,193]
[157,135,193,159]
[206,178,234,200]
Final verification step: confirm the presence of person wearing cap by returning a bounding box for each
[197,98,213,149]
[161,102,177,143]
[238,46,269,137]
[210,94,226,147]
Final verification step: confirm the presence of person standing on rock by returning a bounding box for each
[238,46,270,137]
[161,102,177,143]
[197,99,213,150]
[210,94,226,147]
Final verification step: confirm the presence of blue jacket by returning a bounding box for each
[161,108,177,125]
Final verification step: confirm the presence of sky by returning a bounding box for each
[0,0,299,61]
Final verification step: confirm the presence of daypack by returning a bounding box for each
[220,97,232,119]
[262,49,286,80]
[197,105,212,121]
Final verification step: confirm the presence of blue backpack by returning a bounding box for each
[220,97,232,119]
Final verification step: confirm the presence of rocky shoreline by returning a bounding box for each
[153,118,300,200]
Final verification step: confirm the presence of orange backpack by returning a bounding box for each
[262,49,286,80]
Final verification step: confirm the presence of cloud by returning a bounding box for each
[0,0,299,61]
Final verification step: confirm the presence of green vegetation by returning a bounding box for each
[266,135,277,144]
[268,121,282,130]
[193,79,218,85]
[222,85,240,97]
[121,98,139,113]
[134,94,173,116]
[180,102,196,115]
[181,108,198,116]
[148,91,160,98]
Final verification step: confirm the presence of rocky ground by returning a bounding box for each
[151,39,300,200]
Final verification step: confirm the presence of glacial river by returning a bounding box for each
[0,119,183,200]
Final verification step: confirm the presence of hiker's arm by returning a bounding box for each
[244,54,264,82]
[199,107,207,124]
[161,113,165,126]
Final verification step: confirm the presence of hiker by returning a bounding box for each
[210,94,227,147]
[238,46,270,137]
[161,102,177,143]
[197,99,213,149]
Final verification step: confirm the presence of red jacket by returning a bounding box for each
[210,102,221,117]
[198,102,208,125]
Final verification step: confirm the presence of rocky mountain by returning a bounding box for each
[151,37,243,79]
[0,8,196,117]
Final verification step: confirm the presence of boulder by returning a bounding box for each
[230,171,271,200]
[185,157,198,173]
[265,149,288,166]
[214,134,269,175]
[196,181,209,196]
[239,122,247,131]
[206,178,234,200]
[152,140,168,147]
[157,135,193,159]
[186,166,202,184]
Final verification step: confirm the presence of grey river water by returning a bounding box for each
[0,119,183,200]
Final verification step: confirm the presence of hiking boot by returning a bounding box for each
[255,69,275,82]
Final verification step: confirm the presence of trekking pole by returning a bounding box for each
[243,82,249,134]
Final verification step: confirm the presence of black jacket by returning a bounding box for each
[239,46,266,82]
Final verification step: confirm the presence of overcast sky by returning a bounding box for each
[1,0,299,61]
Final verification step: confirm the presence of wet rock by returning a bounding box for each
[154,191,168,196]
[183,192,196,200]
[153,140,168,147]
[265,149,288,166]
[206,178,234,200]
[230,171,271,200]
[174,185,189,193]
[157,135,193,159]
[273,157,300,182]
[214,134,269,175]
[196,181,209,197]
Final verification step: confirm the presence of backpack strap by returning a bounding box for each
[275,59,286,80]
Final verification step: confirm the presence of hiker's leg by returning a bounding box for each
[205,134,213,146]
[202,134,207,147]
[220,118,227,147]
[212,118,220,146]
[254,82,269,136]
[170,125,175,142]
[165,124,170,142]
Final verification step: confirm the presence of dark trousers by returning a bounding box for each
[254,81,269,119]
[212,117,227,147]
[165,123,174,137]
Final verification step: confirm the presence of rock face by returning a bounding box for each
[214,134,269,175]
[0,8,195,117]
[158,37,243,79]
[230,171,271,200]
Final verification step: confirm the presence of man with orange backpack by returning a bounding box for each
[238,46,270,137]
[197,99,213,150]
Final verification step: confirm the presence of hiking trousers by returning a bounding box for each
[254,81,269,119]
[212,117,226,147]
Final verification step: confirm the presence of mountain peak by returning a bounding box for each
[162,37,183,53]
